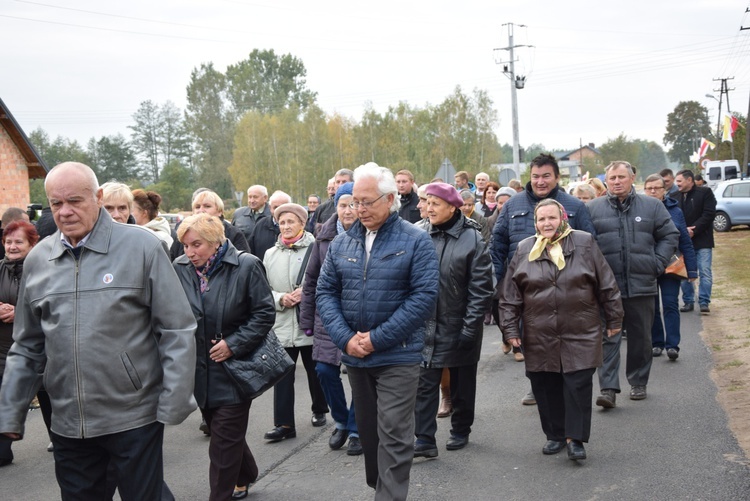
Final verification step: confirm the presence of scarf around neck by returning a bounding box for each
[195,241,228,294]
[529,201,572,270]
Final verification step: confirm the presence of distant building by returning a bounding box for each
[0,97,49,213]
[551,143,602,182]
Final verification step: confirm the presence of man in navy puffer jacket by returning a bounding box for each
[317,162,439,501]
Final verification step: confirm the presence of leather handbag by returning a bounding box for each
[222,330,295,400]
[665,254,688,279]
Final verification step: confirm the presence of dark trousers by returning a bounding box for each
[273,345,328,427]
[0,375,12,463]
[348,364,419,501]
[598,295,656,391]
[528,368,596,443]
[204,402,259,501]
[652,275,682,351]
[415,363,478,443]
[51,421,167,501]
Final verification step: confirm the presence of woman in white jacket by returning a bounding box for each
[262,203,328,442]
[132,189,174,248]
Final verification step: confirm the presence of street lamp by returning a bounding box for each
[706,93,722,160]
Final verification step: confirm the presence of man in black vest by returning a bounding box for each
[395,169,421,223]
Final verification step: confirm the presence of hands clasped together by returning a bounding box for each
[346,331,375,358]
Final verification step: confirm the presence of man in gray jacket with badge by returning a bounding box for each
[0,162,197,501]
[587,161,678,406]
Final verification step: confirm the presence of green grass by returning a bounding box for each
[718,360,744,370]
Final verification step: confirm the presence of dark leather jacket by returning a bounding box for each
[173,242,276,409]
[500,230,623,373]
[422,214,494,368]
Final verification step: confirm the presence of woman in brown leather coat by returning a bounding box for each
[499,199,623,461]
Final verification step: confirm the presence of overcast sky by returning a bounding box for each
[2,0,749,158]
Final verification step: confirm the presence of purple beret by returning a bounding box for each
[425,182,464,208]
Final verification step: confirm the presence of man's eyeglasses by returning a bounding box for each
[644,186,665,192]
[349,194,385,210]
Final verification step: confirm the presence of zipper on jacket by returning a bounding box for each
[73,249,86,438]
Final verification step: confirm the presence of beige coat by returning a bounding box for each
[263,231,316,348]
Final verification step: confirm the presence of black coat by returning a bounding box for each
[422,214,494,368]
[670,186,716,250]
[398,190,422,224]
[232,204,271,243]
[249,216,280,260]
[173,242,276,409]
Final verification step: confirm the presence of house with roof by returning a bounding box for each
[0,97,49,214]
[550,143,602,181]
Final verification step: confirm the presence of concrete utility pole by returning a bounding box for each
[494,23,532,176]
[742,10,750,175]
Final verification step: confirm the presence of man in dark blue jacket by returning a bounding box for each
[491,153,595,405]
[317,162,439,501]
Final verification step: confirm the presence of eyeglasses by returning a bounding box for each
[644,186,665,192]
[349,194,385,210]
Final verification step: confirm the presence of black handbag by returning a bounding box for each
[222,330,295,400]
[213,261,295,400]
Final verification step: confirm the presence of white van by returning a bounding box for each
[701,159,740,189]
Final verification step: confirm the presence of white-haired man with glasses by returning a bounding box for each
[317,162,439,501]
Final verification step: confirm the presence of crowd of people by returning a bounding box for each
[0,155,717,500]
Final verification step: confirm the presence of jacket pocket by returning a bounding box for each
[120,353,144,391]
[509,210,529,233]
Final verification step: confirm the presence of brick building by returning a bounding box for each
[0,97,48,215]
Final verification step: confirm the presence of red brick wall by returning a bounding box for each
[0,125,31,215]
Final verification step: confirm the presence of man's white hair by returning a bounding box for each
[269,190,292,204]
[353,162,400,213]
[247,185,268,197]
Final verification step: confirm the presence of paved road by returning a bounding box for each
[2,311,749,500]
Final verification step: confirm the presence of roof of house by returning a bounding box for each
[0,96,49,179]
[556,144,602,161]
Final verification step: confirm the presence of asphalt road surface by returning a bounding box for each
[2,313,749,500]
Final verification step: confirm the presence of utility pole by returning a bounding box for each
[742,10,750,175]
[710,77,734,160]
[494,23,532,177]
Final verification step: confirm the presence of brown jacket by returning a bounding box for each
[499,230,623,373]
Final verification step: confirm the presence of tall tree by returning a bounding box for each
[185,63,236,196]
[663,100,711,165]
[635,140,668,177]
[129,100,162,182]
[87,134,139,183]
[225,49,317,116]
[599,133,640,176]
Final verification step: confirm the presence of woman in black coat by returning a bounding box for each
[174,213,276,501]
[413,183,494,457]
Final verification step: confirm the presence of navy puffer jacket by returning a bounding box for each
[316,212,439,368]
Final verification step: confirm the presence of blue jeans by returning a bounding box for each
[315,362,357,435]
[681,248,712,306]
[652,275,681,350]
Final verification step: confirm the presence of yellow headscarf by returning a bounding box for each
[529,200,572,270]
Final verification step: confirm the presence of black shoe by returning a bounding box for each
[329,428,348,450]
[231,484,252,500]
[346,436,363,456]
[700,304,710,314]
[652,347,663,357]
[596,389,616,408]
[413,441,439,458]
[199,418,210,436]
[446,434,469,451]
[0,458,12,467]
[680,303,694,312]
[567,440,586,460]
[311,413,327,427]
[667,348,679,361]
[542,440,566,455]
[264,426,296,442]
[629,385,647,400]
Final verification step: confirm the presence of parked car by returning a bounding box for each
[160,213,183,231]
[713,179,750,232]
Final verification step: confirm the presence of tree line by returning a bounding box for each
[28,48,691,211]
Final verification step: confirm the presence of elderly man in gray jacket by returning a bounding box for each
[587,161,679,406]
[0,162,197,501]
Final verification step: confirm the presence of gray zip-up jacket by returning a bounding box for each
[587,189,679,298]
[0,209,197,439]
